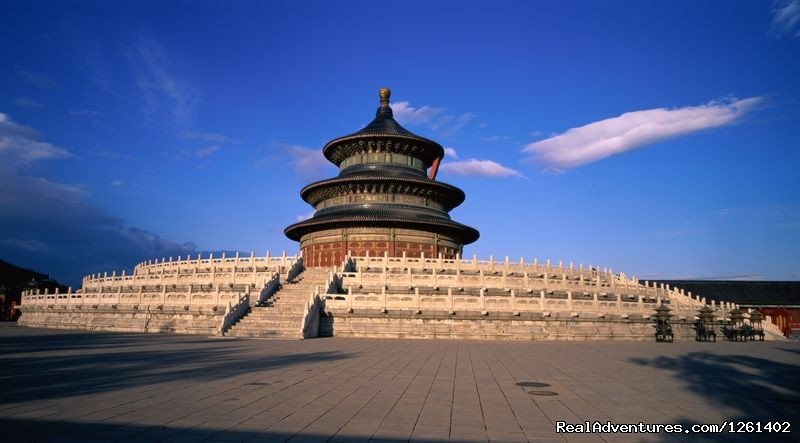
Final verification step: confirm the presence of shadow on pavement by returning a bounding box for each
[0,325,352,405]
[631,350,799,442]
[0,416,385,442]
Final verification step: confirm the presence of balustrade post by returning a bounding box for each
[382,285,387,311]
[567,291,573,311]
[448,287,453,313]
[540,290,545,311]
[415,287,420,311]
[511,289,517,313]
[593,292,598,309]
[480,288,485,311]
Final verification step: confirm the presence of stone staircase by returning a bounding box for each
[224,268,329,339]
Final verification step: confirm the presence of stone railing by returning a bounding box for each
[323,286,660,317]
[255,272,281,306]
[285,255,305,283]
[349,252,619,279]
[82,252,300,289]
[301,258,348,338]
[324,253,742,320]
[219,289,251,335]
[301,291,322,339]
[22,284,254,310]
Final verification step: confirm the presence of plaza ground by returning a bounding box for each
[0,324,797,442]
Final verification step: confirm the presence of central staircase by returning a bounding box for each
[225,268,329,339]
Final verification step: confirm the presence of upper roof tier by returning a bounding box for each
[322,88,445,167]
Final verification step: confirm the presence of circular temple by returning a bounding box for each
[285,88,478,267]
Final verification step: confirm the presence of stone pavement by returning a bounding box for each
[0,324,797,442]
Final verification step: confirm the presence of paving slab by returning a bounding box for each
[0,323,798,442]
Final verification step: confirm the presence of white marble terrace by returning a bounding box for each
[21,251,300,309]
[20,251,782,337]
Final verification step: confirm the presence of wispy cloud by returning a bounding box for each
[480,135,512,142]
[390,101,473,136]
[296,210,315,222]
[68,109,100,117]
[180,131,240,143]
[698,274,765,281]
[772,0,800,38]
[194,144,222,158]
[523,96,764,171]
[14,98,44,109]
[0,116,196,286]
[130,33,197,124]
[15,66,58,89]
[439,149,524,179]
[0,113,71,165]
[111,179,125,187]
[286,144,334,179]
[443,147,459,160]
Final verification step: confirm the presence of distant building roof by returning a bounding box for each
[653,280,800,307]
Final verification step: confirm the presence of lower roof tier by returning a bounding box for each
[284,210,480,245]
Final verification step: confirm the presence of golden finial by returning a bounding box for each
[379,87,391,104]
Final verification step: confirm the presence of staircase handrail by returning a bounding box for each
[301,287,322,339]
[219,289,250,336]
[326,268,343,294]
[342,253,357,272]
[256,271,281,306]
[285,256,304,283]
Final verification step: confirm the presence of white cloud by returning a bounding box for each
[443,147,459,160]
[390,101,473,136]
[14,98,44,109]
[0,113,71,165]
[131,33,197,123]
[523,96,763,171]
[286,144,333,178]
[195,144,221,158]
[111,179,124,187]
[439,158,525,179]
[772,0,800,38]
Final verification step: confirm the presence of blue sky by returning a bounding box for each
[1,0,799,286]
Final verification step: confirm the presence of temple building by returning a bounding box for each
[17,88,788,342]
[284,88,479,267]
